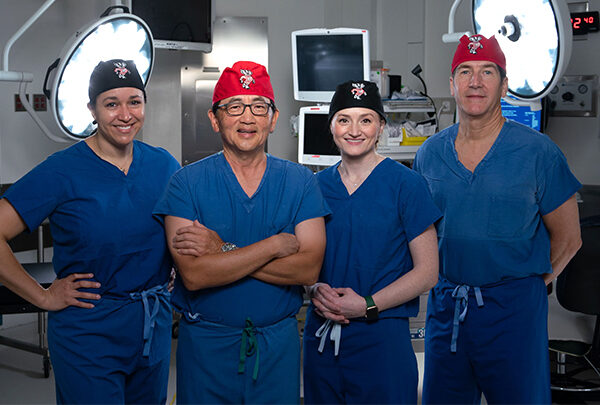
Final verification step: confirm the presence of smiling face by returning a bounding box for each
[208,94,278,156]
[451,60,508,121]
[330,107,385,159]
[88,87,145,148]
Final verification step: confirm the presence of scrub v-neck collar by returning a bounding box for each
[334,157,388,198]
[449,122,507,183]
[82,139,139,178]
[221,152,270,211]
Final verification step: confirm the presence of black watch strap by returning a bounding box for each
[364,295,379,320]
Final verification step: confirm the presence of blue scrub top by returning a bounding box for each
[316,158,441,318]
[153,152,330,328]
[3,140,181,296]
[413,120,581,286]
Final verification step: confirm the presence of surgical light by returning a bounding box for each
[44,7,154,140]
[472,0,572,100]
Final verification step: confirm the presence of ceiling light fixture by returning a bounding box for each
[44,6,154,140]
[443,0,572,108]
[0,2,154,142]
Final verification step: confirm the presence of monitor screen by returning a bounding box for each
[292,28,370,103]
[500,99,542,131]
[298,106,341,166]
[131,0,213,52]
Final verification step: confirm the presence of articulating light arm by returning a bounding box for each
[0,0,70,143]
[1,0,56,81]
[442,0,471,43]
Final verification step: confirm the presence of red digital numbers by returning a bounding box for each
[571,11,599,35]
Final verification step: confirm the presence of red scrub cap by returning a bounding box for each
[451,34,506,73]
[212,61,275,104]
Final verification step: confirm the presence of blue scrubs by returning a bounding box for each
[414,120,582,404]
[153,152,329,404]
[2,140,180,404]
[303,158,441,404]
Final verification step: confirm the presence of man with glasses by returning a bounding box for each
[154,61,329,403]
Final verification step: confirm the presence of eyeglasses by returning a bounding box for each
[217,101,274,117]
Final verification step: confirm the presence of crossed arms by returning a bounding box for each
[164,215,326,291]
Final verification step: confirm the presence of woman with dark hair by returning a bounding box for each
[303,80,441,404]
[0,59,179,404]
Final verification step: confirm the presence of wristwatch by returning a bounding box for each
[364,295,379,321]
[221,242,238,252]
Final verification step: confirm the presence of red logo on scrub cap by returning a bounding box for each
[113,61,130,79]
[468,35,484,54]
[351,83,367,100]
[239,69,255,89]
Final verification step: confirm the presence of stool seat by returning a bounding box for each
[549,214,600,398]
[550,339,592,357]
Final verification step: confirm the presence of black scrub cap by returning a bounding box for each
[328,80,386,125]
[88,59,145,104]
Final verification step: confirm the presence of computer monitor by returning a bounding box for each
[131,0,214,52]
[500,99,542,131]
[298,105,341,166]
[291,28,370,103]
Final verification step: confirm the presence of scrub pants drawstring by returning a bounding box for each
[450,284,483,353]
[316,319,342,356]
[129,283,170,357]
[239,318,260,381]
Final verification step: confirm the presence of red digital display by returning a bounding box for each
[571,11,600,35]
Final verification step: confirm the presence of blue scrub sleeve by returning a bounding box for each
[153,169,196,221]
[2,157,65,232]
[536,145,581,216]
[400,172,442,242]
[294,172,330,226]
[412,152,422,173]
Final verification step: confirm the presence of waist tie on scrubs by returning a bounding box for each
[238,318,260,381]
[129,283,170,357]
[450,284,484,353]
[316,319,342,356]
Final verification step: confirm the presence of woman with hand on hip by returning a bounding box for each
[0,59,180,404]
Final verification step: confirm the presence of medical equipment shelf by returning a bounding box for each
[379,100,435,161]
[383,100,435,114]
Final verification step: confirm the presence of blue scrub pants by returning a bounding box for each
[303,309,418,404]
[48,289,172,404]
[176,315,300,404]
[423,276,551,404]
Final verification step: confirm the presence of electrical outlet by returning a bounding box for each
[14,94,47,112]
[434,97,455,115]
[14,94,28,111]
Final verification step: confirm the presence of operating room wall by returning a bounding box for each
[418,0,600,186]
[0,0,110,184]
[1,0,598,339]
[0,0,377,181]
[2,1,598,183]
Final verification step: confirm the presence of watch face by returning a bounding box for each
[221,243,238,252]
[366,306,379,320]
